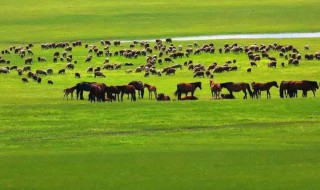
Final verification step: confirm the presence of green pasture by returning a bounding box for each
[1,0,320,43]
[0,37,320,189]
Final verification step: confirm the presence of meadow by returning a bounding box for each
[0,0,320,189]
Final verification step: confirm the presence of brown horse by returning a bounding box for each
[63,86,77,100]
[105,85,121,102]
[209,80,221,99]
[251,81,278,99]
[117,85,136,101]
[174,82,202,100]
[128,81,144,99]
[220,82,253,99]
[89,83,107,103]
[283,80,319,98]
[156,93,170,101]
[144,83,157,99]
[279,81,292,98]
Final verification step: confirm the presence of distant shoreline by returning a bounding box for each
[122,32,320,42]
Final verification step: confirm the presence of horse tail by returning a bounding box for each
[246,83,253,98]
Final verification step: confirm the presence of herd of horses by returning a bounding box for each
[63,80,319,102]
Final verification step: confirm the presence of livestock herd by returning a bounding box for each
[0,37,319,102]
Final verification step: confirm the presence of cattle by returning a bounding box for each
[250,61,257,67]
[17,69,23,75]
[135,67,142,73]
[247,68,252,73]
[85,55,92,62]
[144,72,150,77]
[10,65,18,70]
[103,64,114,70]
[94,71,105,78]
[48,80,54,85]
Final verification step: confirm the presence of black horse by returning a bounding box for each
[128,81,144,99]
[76,82,96,100]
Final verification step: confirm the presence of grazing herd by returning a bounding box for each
[62,79,319,103]
[0,38,319,102]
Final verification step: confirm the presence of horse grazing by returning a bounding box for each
[63,86,77,100]
[75,82,95,100]
[105,85,121,102]
[117,85,136,101]
[251,81,278,99]
[209,80,221,99]
[89,83,107,103]
[156,93,170,101]
[174,82,202,100]
[286,80,319,98]
[128,81,144,99]
[220,82,253,99]
[144,83,157,99]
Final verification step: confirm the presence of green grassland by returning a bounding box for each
[1,0,320,189]
[1,37,320,189]
[1,0,320,43]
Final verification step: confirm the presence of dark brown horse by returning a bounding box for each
[174,82,202,100]
[117,85,136,101]
[220,82,253,99]
[105,85,121,102]
[251,81,278,99]
[128,81,144,99]
[156,93,170,101]
[279,81,292,98]
[281,80,319,98]
[89,83,107,103]
[76,82,96,100]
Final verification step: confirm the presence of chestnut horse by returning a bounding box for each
[63,86,77,100]
[128,81,144,99]
[89,83,107,103]
[174,82,202,100]
[220,82,253,99]
[144,83,157,99]
[117,85,136,101]
[209,80,221,99]
[251,81,278,99]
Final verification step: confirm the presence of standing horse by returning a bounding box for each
[279,81,293,98]
[117,85,136,101]
[174,82,202,100]
[89,83,107,102]
[128,81,144,99]
[288,80,319,98]
[144,83,157,99]
[63,86,77,100]
[105,85,121,102]
[251,81,278,99]
[220,82,253,99]
[209,80,221,99]
[75,82,95,100]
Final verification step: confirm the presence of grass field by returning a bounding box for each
[1,0,320,189]
[1,0,320,43]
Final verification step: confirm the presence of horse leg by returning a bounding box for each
[121,93,124,102]
[243,90,247,99]
[71,92,73,100]
[313,90,316,97]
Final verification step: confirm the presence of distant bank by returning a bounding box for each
[123,32,320,42]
